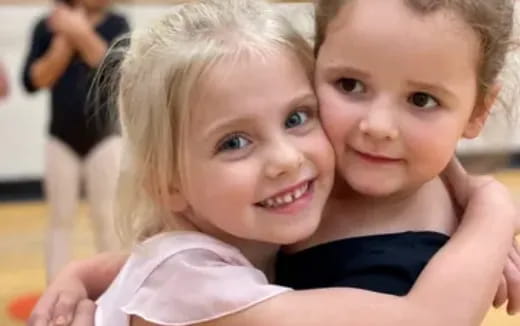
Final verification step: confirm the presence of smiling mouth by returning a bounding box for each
[354,150,402,163]
[256,181,313,209]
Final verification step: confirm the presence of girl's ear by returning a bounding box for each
[463,83,501,139]
[143,175,189,213]
[166,185,189,213]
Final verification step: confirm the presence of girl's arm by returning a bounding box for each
[29,35,74,89]
[64,21,107,68]
[28,252,127,326]
[34,163,519,326]
[48,5,107,68]
[72,252,128,299]
[133,166,517,326]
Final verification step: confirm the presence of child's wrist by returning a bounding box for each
[64,260,90,284]
[70,23,92,41]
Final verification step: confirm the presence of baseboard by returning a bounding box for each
[0,179,43,202]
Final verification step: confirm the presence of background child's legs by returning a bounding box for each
[44,137,81,283]
[84,136,122,252]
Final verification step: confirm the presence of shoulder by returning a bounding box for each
[111,232,254,293]
[32,16,51,36]
[132,232,253,277]
[135,231,249,264]
[106,232,290,326]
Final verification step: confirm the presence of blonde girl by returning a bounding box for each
[83,0,335,324]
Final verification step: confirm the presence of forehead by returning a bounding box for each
[189,50,313,128]
[318,0,481,83]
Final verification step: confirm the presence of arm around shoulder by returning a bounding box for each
[194,288,446,326]
[196,177,518,326]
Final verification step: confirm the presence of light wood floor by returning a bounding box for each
[2,171,520,325]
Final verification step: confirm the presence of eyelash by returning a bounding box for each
[286,108,315,128]
[214,107,315,155]
[216,133,251,153]
[408,92,440,110]
[336,78,366,94]
[335,78,442,109]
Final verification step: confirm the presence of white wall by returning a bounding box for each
[0,6,49,180]
[0,3,517,180]
[0,3,314,181]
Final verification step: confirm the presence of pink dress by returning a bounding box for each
[95,231,291,325]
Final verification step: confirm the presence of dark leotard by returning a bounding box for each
[22,12,129,158]
[276,231,449,295]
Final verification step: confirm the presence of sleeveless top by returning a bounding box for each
[276,231,449,295]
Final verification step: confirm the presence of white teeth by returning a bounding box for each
[259,182,310,208]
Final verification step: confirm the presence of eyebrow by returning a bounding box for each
[204,92,316,140]
[321,64,372,81]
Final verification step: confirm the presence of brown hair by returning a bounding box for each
[315,0,515,99]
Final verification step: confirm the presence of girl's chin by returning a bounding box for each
[349,179,402,198]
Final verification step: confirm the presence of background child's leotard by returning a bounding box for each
[22,13,129,158]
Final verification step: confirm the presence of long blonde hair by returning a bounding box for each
[109,0,315,247]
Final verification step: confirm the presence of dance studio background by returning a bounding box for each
[0,0,519,325]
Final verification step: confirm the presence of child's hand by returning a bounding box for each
[67,299,96,326]
[444,159,520,314]
[442,158,519,231]
[493,240,520,315]
[28,264,89,326]
[48,4,90,38]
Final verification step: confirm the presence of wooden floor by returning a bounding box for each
[2,171,520,325]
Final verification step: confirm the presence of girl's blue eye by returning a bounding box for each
[409,92,439,109]
[285,111,309,129]
[218,135,250,152]
[338,78,365,93]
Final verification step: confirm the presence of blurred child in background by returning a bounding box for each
[21,0,129,282]
[0,60,9,100]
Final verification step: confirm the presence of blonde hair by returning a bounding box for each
[108,0,314,247]
[315,0,515,103]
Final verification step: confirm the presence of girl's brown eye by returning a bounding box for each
[409,92,439,109]
[338,78,365,93]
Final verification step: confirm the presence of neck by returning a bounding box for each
[290,175,457,251]
[327,176,413,221]
[337,176,456,232]
[176,212,279,276]
[331,175,421,207]
[225,237,279,278]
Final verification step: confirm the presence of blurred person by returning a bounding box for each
[0,61,9,100]
[21,0,129,282]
